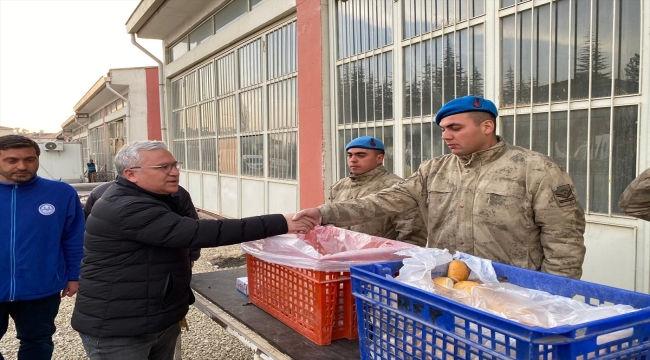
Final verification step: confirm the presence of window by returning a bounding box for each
[190,19,213,50]
[169,21,298,181]
[499,0,641,215]
[214,0,247,33]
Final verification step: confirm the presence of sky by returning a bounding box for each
[0,0,163,133]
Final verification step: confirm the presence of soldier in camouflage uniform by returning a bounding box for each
[618,167,650,221]
[329,136,427,246]
[296,96,586,279]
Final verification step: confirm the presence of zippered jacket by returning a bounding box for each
[71,177,288,337]
[0,176,85,302]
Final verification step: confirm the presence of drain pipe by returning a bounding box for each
[131,33,166,143]
[105,80,130,142]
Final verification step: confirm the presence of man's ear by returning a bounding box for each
[376,153,385,164]
[482,119,496,136]
[123,169,138,183]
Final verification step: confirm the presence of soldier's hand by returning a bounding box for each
[292,208,322,225]
[61,281,79,297]
[284,213,318,234]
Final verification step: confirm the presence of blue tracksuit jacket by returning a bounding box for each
[0,176,85,302]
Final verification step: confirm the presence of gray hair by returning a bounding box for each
[115,140,168,175]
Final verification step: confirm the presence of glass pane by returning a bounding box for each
[241,135,264,177]
[434,0,444,30]
[515,114,530,149]
[614,0,640,95]
[338,129,346,179]
[550,111,567,167]
[269,132,297,180]
[456,28,468,97]
[251,0,264,8]
[457,0,467,22]
[218,96,237,135]
[422,122,432,161]
[591,0,613,98]
[200,138,217,172]
[432,36,443,113]
[198,64,214,102]
[240,88,263,132]
[338,64,345,124]
[185,72,198,106]
[531,113,548,155]
[383,126,394,173]
[186,106,199,138]
[533,4,550,103]
[568,109,588,205]
[171,80,184,110]
[501,14,515,107]
[518,10,532,105]
[469,24,484,97]
[471,0,484,17]
[443,34,455,104]
[171,39,188,62]
[189,19,213,50]
[403,0,414,39]
[358,59,368,121]
[342,63,351,124]
[404,124,413,177]
[589,108,610,213]
[433,122,443,157]
[239,39,263,88]
[612,106,637,214]
[365,58,376,121]
[551,0,570,102]
[200,102,215,137]
[172,111,185,139]
[384,52,394,119]
[445,0,455,25]
[215,0,247,33]
[412,123,422,172]
[172,141,186,167]
[268,77,297,130]
[501,115,514,144]
[186,139,200,170]
[501,0,516,8]
[571,0,590,100]
[217,53,237,96]
[422,40,432,116]
[268,22,297,80]
[218,138,237,174]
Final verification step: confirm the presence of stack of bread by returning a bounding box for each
[432,260,480,294]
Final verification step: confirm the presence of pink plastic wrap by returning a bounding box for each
[240,226,418,272]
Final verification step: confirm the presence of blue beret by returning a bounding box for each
[345,136,385,151]
[435,95,498,125]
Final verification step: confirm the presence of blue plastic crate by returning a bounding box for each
[351,260,650,360]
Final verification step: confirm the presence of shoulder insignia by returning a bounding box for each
[553,184,576,207]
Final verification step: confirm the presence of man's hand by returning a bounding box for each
[284,213,319,234]
[61,281,79,297]
[292,208,322,225]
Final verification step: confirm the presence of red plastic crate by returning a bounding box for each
[246,254,358,345]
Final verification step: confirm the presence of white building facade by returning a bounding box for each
[127,0,650,292]
[61,66,162,176]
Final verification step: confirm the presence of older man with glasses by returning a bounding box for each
[71,140,317,360]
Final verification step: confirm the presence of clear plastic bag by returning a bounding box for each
[240,226,417,272]
[392,248,637,329]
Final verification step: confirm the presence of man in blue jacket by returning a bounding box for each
[0,135,85,360]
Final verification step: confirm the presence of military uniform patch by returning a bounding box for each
[553,184,576,207]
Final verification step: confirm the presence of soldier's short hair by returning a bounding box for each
[466,111,497,128]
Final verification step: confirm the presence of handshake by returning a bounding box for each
[283,208,323,234]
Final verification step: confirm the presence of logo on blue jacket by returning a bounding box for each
[39,203,55,216]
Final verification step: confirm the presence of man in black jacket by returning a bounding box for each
[71,140,315,360]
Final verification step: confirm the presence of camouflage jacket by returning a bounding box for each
[618,167,650,221]
[329,165,427,246]
[319,139,586,278]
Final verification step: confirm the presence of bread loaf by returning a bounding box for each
[448,260,470,282]
[453,281,480,294]
[433,277,455,289]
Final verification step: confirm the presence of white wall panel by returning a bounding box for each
[220,176,239,218]
[241,179,265,217]
[179,171,188,189]
[582,223,637,291]
[201,174,219,213]
[187,172,202,208]
[268,182,297,214]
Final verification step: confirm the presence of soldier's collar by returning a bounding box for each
[458,137,507,166]
[349,165,387,180]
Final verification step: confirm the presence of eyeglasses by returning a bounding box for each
[129,162,181,174]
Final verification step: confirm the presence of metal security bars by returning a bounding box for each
[169,20,298,181]
[499,0,641,216]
